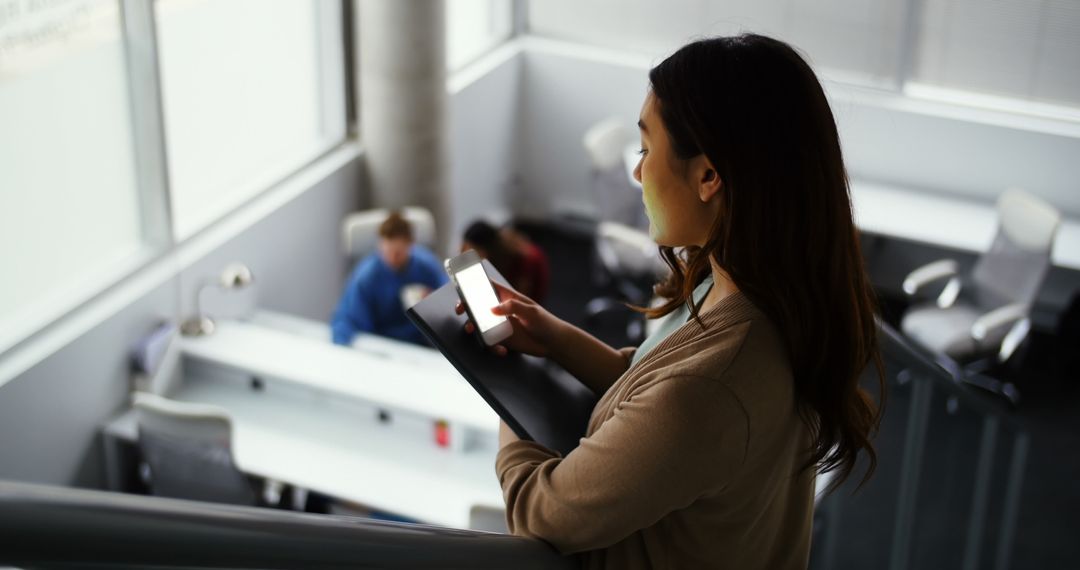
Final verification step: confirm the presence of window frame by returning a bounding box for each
[0,0,353,359]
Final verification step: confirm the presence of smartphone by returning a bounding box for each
[445,250,514,346]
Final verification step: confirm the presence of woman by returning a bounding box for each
[461,34,883,569]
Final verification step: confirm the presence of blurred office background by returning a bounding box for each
[1,0,1078,568]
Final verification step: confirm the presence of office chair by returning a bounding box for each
[585,221,668,345]
[583,117,648,231]
[133,392,258,506]
[899,188,1061,405]
[341,206,437,261]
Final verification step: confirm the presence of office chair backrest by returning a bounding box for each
[133,392,256,506]
[971,189,1061,309]
[584,118,630,171]
[341,207,436,261]
[596,221,667,280]
[584,118,648,229]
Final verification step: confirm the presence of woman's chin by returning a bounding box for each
[649,227,671,246]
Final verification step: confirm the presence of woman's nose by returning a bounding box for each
[632,159,642,183]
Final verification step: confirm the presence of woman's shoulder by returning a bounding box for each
[699,304,796,428]
[633,299,791,401]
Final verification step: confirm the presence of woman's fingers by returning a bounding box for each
[455,301,465,315]
[492,281,529,303]
[492,298,531,318]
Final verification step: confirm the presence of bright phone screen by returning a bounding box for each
[457,263,506,332]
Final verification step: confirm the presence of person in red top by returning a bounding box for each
[462,220,550,305]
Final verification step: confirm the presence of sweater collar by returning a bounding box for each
[630,289,758,375]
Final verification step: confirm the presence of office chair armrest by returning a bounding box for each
[902,259,958,297]
[971,303,1027,342]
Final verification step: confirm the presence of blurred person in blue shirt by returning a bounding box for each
[331,211,447,346]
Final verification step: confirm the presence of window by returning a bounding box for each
[912,0,1080,109]
[0,0,144,353]
[527,0,906,87]
[156,0,347,238]
[0,0,348,355]
[527,0,1080,112]
[446,0,513,70]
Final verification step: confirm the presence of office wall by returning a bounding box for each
[516,43,650,219]
[830,93,1080,215]
[514,39,1080,219]
[0,157,362,488]
[445,45,524,250]
[176,160,362,322]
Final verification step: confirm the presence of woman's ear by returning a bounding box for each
[697,157,723,203]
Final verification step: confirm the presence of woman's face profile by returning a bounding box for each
[633,92,721,248]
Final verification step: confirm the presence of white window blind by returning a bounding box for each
[914,0,1080,108]
[781,0,907,84]
[528,0,907,86]
[0,0,144,352]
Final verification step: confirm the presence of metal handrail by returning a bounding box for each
[0,480,575,570]
[878,320,1020,424]
[873,320,1029,570]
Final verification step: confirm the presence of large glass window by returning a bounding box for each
[527,0,907,86]
[156,0,346,238]
[0,0,143,352]
[0,0,348,354]
[527,0,1080,111]
[446,0,513,70]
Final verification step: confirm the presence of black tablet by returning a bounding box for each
[406,261,597,456]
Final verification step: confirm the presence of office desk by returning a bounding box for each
[180,319,499,432]
[851,181,1080,271]
[103,317,505,529]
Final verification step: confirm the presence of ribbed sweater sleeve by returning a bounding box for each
[494,376,749,554]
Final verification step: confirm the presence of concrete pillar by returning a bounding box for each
[355,0,450,253]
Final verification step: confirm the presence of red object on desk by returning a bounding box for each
[434,420,450,448]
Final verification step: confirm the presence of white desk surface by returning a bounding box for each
[850,181,1080,271]
[106,374,504,529]
[180,320,500,432]
[107,315,507,528]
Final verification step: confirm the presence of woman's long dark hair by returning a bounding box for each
[644,34,885,492]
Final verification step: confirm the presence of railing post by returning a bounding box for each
[889,375,933,570]
[962,415,999,570]
[994,432,1029,570]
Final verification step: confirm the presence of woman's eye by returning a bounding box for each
[637,148,648,156]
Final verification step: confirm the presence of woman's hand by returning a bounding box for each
[455,282,565,357]
[498,420,520,449]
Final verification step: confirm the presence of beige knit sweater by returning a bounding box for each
[496,291,815,569]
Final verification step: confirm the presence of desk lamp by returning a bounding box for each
[180,263,255,337]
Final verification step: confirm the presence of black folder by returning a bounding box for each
[406,261,597,456]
